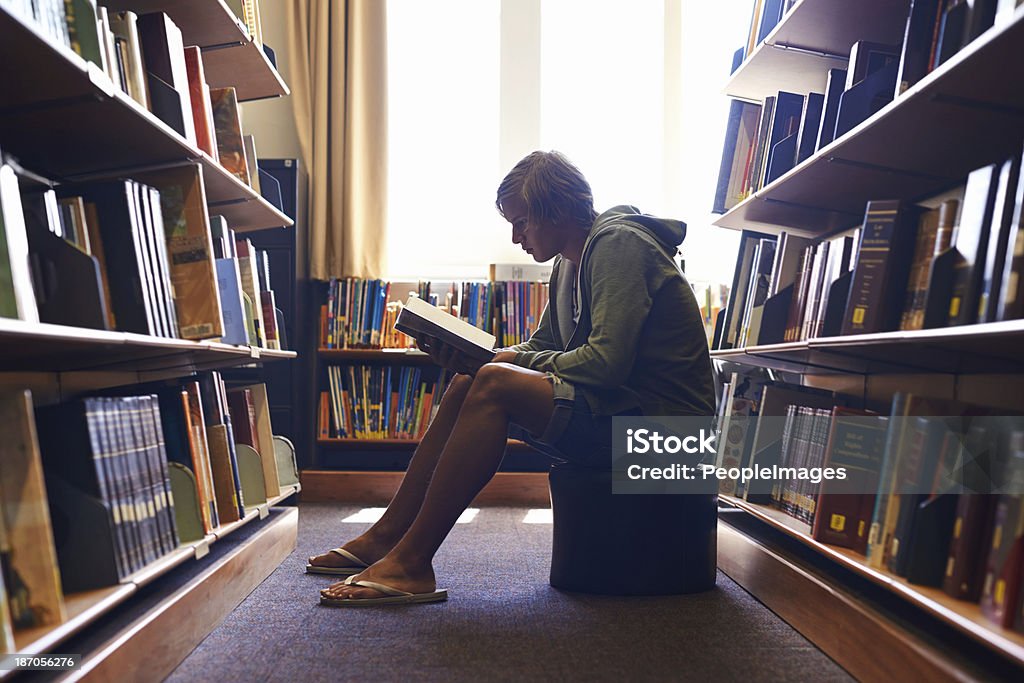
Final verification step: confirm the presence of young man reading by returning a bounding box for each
[310,151,715,605]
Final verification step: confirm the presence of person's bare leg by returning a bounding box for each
[308,374,475,570]
[322,363,556,599]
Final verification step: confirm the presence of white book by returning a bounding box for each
[395,295,495,363]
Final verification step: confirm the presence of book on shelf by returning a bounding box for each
[140,164,226,340]
[842,200,923,335]
[895,0,944,97]
[815,68,847,151]
[19,184,109,330]
[183,46,219,159]
[948,160,1007,326]
[0,164,40,323]
[65,0,104,70]
[0,390,66,632]
[199,372,245,523]
[713,99,761,213]
[761,91,803,188]
[845,41,900,91]
[901,200,957,330]
[244,135,260,193]
[978,151,1023,323]
[210,87,250,185]
[322,363,452,441]
[488,262,552,282]
[242,383,281,498]
[998,146,1024,321]
[136,11,196,146]
[794,92,824,166]
[395,295,496,364]
[811,408,887,555]
[235,238,265,346]
[108,10,150,109]
[979,425,1024,628]
[156,383,218,535]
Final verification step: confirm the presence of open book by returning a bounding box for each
[395,295,496,363]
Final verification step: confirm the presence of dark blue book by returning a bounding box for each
[759,91,803,189]
[815,69,847,151]
[895,0,943,97]
[795,92,824,164]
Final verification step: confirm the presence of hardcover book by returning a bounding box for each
[183,47,219,158]
[210,87,250,184]
[812,408,886,554]
[815,68,847,151]
[842,200,924,335]
[948,162,1003,325]
[395,295,496,363]
[138,165,225,340]
[136,11,196,146]
[0,391,67,630]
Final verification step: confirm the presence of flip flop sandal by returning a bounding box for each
[305,547,370,575]
[319,575,448,607]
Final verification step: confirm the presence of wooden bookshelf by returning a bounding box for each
[0,5,292,233]
[318,437,536,452]
[0,317,295,376]
[725,0,909,102]
[318,347,431,362]
[715,4,1024,235]
[712,318,1024,375]
[8,484,299,664]
[720,495,1024,667]
[0,2,300,672]
[103,0,290,101]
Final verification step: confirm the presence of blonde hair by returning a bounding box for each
[496,151,597,229]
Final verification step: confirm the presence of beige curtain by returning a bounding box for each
[287,0,388,280]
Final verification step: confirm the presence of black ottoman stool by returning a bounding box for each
[548,461,717,595]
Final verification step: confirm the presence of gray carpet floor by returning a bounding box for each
[168,503,852,682]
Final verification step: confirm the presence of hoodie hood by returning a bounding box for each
[590,205,687,250]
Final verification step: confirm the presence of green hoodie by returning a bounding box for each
[510,205,716,417]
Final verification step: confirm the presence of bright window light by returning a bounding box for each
[522,508,553,524]
[386,0,750,285]
[342,508,387,523]
[456,508,480,524]
[341,507,479,524]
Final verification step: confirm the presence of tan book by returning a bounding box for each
[209,87,250,185]
[244,384,281,497]
[135,165,224,340]
[243,134,261,193]
[0,391,67,631]
[235,239,265,347]
[57,196,91,254]
[108,11,150,109]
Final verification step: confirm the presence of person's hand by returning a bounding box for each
[416,335,495,376]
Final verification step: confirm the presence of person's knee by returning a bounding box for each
[444,373,474,402]
[468,363,514,406]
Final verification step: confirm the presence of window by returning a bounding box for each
[386,0,749,284]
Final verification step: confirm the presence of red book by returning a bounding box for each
[226,388,261,456]
[183,47,218,158]
[811,407,886,554]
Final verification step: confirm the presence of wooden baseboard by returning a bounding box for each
[717,521,973,682]
[69,508,298,683]
[300,470,551,506]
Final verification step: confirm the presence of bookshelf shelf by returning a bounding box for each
[715,5,1024,235]
[0,6,292,233]
[318,438,535,452]
[725,0,909,102]
[8,484,299,663]
[318,347,431,362]
[720,495,1024,667]
[103,0,289,101]
[0,318,296,375]
[712,319,1024,375]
